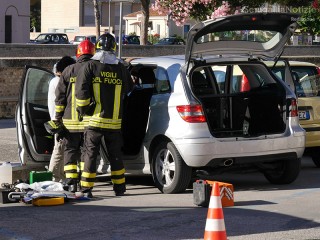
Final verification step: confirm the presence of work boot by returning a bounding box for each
[113,183,126,196]
[81,187,93,198]
[68,183,77,193]
[63,179,78,193]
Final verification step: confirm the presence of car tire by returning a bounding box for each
[151,141,192,194]
[263,158,301,184]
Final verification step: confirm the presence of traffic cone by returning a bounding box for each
[204,181,227,240]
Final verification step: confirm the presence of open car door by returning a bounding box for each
[16,66,54,167]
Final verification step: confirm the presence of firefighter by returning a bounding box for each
[47,56,76,182]
[75,33,133,197]
[55,40,95,193]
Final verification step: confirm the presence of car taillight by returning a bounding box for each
[316,66,320,75]
[176,105,206,123]
[290,99,298,117]
[240,75,250,92]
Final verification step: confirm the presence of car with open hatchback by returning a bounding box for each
[16,13,305,194]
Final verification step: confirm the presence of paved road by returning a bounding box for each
[0,118,320,240]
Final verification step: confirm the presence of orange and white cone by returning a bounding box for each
[204,181,227,240]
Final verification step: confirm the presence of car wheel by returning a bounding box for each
[151,141,192,194]
[263,158,301,184]
[310,148,320,168]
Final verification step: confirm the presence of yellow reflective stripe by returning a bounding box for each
[113,85,121,120]
[64,125,85,130]
[112,178,125,184]
[48,121,56,128]
[80,162,84,171]
[80,181,94,188]
[82,172,96,178]
[65,173,78,178]
[89,121,121,129]
[91,116,121,124]
[63,119,85,130]
[55,105,65,112]
[111,168,125,176]
[76,98,90,107]
[64,165,78,171]
[90,117,122,125]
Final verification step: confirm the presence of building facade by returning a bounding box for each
[40,0,193,41]
[123,8,196,39]
[41,0,142,41]
[0,0,30,43]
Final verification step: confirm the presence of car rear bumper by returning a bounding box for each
[174,134,305,167]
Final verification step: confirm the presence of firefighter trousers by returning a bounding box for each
[81,128,125,190]
[63,132,83,184]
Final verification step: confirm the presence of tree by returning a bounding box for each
[93,0,101,39]
[140,0,151,45]
[298,0,320,36]
[153,0,312,26]
[30,1,41,32]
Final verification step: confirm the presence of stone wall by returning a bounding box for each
[1,44,320,118]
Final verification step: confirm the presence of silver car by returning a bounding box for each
[16,13,305,194]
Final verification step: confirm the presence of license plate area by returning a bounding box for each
[299,110,310,120]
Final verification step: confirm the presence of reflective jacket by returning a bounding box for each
[75,58,132,131]
[55,55,92,132]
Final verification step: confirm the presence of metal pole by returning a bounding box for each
[118,1,123,59]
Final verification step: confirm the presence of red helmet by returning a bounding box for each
[76,39,95,58]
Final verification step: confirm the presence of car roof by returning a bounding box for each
[264,60,318,67]
[288,61,317,67]
[40,33,67,35]
[130,55,185,68]
[75,35,95,37]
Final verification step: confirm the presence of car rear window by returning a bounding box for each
[74,36,86,42]
[209,63,278,94]
[197,30,280,44]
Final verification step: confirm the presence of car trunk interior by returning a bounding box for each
[191,62,287,138]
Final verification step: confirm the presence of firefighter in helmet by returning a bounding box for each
[55,40,96,193]
[75,33,133,197]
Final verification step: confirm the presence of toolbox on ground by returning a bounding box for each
[29,171,53,184]
[0,189,20,204]
[193,180,234,207]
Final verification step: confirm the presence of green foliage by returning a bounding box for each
[298,6,320,35]
[170,34,184,40]
[30,2,41,32]
[148,33,160,44]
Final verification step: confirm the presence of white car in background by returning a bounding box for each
[16,13,305,194]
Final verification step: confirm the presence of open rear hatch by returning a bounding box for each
[186,13,299,61]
